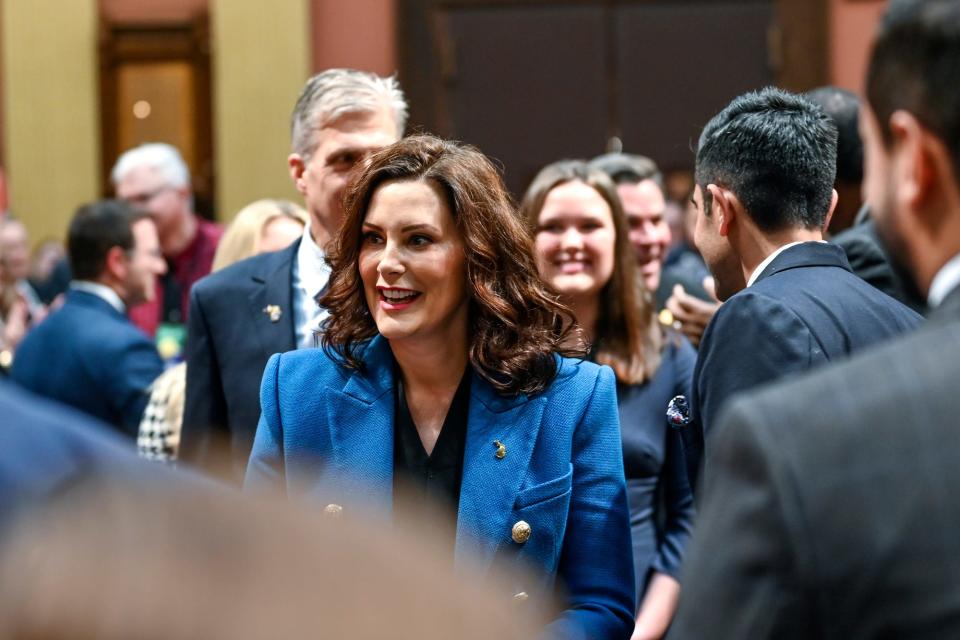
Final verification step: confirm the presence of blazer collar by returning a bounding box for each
[339,334,396,403]
[753,241,852,286]
[66,288,125,320]
[326,334,548,570]
[247,240,299,358]
[929,283,960,325]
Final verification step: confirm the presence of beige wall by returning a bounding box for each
[830,0,888,94]
[212,0,309,221]
[1,0,100,242]
[310,0,396,75]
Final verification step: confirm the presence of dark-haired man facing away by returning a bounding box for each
[673,2,960,636]
[681,87,921,489]
[12,200,166,436]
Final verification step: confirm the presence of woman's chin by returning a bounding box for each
[550,278,602,300]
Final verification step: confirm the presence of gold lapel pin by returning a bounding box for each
[493,440,506,459]
[263,305,282,323]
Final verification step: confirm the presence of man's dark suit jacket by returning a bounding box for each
[832,218,926,314]
[672,285,960,639]
[181,240,299,481]
[11,289,163,436]
[684,242,921,488]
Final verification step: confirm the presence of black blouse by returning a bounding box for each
[393,367,472,532]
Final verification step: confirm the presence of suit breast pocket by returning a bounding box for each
[511,465,574,577]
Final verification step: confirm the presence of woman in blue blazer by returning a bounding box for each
[246,135,635,639]
[524,160,695,640]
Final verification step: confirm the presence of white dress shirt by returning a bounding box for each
[70,280,125,314]
[928,252,960,308]
[291,224,331,349]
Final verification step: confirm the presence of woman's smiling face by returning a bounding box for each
[534,180,616,302]
[359,179,469,346]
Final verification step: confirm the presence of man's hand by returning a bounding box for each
[664,279,720,348]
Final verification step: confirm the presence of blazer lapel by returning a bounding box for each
[324,335,396,507]
[754,241,852,285]
[248,241,298,360]
[455,377,547,570]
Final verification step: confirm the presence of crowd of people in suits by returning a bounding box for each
[2,0,960,637]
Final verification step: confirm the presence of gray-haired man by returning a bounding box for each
[182,69,407,481]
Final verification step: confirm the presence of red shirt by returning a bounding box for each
[129,217,223,337]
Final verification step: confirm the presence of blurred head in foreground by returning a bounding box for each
[0,484,544,640]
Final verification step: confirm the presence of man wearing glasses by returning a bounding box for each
[112,143,223,349]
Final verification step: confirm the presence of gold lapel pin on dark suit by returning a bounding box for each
[493,440,507,459]
[263,305,282,323]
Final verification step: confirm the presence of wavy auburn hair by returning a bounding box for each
[320,134,582,396]
[521,160,662,385]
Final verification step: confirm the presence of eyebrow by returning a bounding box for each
[539,210,609,221]
[361,222,440,233]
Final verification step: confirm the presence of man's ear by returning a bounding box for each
[889,110,942,214]
[823,189,839,232]
[288,154,307,195]
[707,184,737,237]
[103,245,127,282]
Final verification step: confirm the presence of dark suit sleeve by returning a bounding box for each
[695,292,825,449]
[244,353,285,492]
[670,399,812,640]
[111,336,164,437]
[181,285,230,470]
[547,366,636,640]
[651,340,696,580]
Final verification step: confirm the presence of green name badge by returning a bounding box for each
[156,322,187,364]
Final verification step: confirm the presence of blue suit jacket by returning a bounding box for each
[182,241,299,480]
[0,378,139,531]
[684,242,922,489]
[11,289,163,436]
[0,378,222,539]
[246,336,636,640]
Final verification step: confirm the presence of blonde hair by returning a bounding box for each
[211,199,307,272]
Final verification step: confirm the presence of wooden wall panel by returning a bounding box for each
[212,0,308,221]
[2,0,100,241]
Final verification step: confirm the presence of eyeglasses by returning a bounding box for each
[122,185,174,206]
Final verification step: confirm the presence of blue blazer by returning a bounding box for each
[684,242,922,488]
[12,289,163,436]
[246,335,636,640]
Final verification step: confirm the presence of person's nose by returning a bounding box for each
[559,227,583,251]
[377,241,405,278]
